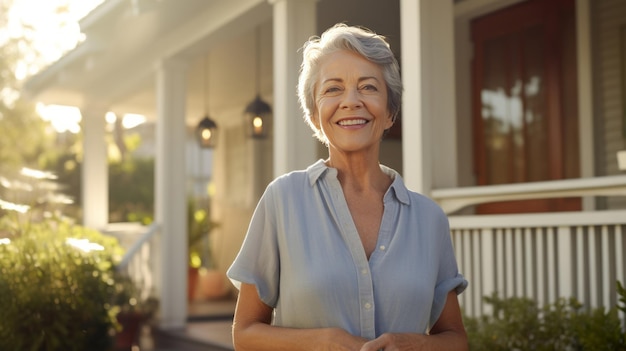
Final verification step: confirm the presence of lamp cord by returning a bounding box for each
[255,27,261,95]
[204,55,209,115]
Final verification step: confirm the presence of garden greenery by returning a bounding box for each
[464,287,626,350]
[0,218,125,351]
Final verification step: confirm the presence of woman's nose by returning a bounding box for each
[340,88,362,109]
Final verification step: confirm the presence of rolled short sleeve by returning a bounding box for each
[429,214,468,327]
[227,183,280,308]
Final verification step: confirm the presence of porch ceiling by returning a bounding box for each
[23,0,272,121]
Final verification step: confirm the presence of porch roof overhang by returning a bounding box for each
[22,0,272,119]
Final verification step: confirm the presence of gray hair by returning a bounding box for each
[297,23,402,143]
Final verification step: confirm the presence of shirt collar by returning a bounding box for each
[306,159,411,205]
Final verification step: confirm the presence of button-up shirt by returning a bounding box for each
[227,160,467,338]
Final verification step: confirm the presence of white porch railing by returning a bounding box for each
[430,175,626,319]
[102,222,160,301]
[432,175,626,215]
[450,211,626,318]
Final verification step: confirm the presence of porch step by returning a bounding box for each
[148,299,236,351]
[151,321,234,351]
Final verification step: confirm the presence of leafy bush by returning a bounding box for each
[0,219,124,351]
[464,291,626,350]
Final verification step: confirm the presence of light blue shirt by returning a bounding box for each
[227,160,467,338]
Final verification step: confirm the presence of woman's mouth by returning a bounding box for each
[337,119,368,126]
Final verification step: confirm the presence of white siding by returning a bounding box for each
[595,0,626,209]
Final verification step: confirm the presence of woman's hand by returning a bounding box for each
[359,333,424,351]
[359,291,468,351]
[315,328,369,351]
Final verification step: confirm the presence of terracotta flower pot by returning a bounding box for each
[199,268,229,300]
[188,266,200,301]
[115,311,145,351]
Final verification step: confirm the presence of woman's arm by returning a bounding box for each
[359,291,468,351]
[232,282,369,351]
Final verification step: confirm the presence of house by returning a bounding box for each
[23,0,626,342]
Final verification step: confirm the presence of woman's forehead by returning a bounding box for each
[317,50,383,82]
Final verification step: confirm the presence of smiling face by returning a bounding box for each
[312,50,393,155]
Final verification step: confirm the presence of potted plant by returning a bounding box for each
[187,198,226,301]
[110,273,158,351]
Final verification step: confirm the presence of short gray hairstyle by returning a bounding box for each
[297,23,402,143]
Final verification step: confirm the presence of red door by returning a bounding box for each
[471,0,580,214]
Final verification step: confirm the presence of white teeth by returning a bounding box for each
[338,119,367,126]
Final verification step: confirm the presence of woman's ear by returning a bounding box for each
[385,111,394,129]
[311,110,321,130]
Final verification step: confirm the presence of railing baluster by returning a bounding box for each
[536,227,545,307]
[588,225,599,309]
[575,226,587,308]
[495,228,506,300]
[617,225,625,289]
[462,229,474,316]
[617,225,625,329]
[545,227,555,304]
[481,228,495,315]
[557,226,573,300]
[505,228,515,298]
[524,227,534,298]
[515,228,524,298]
[472,229,483,314]
[601,225,612,308]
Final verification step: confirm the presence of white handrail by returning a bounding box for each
[117,222,160,270]
[431,175,626,214]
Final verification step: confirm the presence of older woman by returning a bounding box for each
[227,23,468,350]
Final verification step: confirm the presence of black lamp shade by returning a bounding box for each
[244,95,272,139]
[196,116,218,148]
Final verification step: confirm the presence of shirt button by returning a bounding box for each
[379,245,386,251]
[364,302,372,309]
[361,268,368,275]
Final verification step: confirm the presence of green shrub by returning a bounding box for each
[0,219,124,351]
[465,291,626,350]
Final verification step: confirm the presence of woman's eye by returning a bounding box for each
[360,84,377,91]
[324,87,341,94]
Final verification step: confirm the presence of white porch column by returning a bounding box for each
[270,0,318,176]
[155,58,189,329]
[400,0,457,194]
[80,104,109,229]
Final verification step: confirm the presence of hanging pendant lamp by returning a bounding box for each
[195,54,218,148]
[244,27,272,139]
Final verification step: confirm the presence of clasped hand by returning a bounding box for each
[359,333,423,351]
[324,329,423,351]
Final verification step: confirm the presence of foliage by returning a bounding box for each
[37,140,156,225]
[108,157,155,224]
[0,162,157,350]
[464,291,626,351]
[0,218,124,351]
[0,0,56,172]
[109,273,159,321]
[188,198,219,268]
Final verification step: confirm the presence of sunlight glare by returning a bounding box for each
[122,113,147,129]
[37,104,82,134]
[66,238,104,253]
